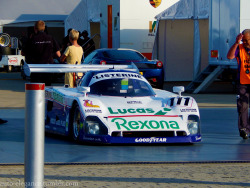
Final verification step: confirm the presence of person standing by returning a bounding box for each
[61,28,72,54]
[81,30,95,58]
[227,29,250,139]
[22,20,61,85]
[60,29,83,88]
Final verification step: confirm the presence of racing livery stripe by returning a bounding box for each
[184,98,190,105]
[108,115,180,118]
[169,97,193,107]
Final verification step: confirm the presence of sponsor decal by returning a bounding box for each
[89,72,147,86]
[120,78,129,93]
[121,78,128,90]
[149,0,161,8]
[127,101,142,104]
[8,57,18,65]
[84,137,102,142]
[180,109,197,113]
[148,21,157,36]
[52,92,64,104]
[93,73,142,80]
[111,118,179,130]
[85,109,102,113]
[195,136,202,141]
[135,137,167,143]
[45,91,53,100]
[169,97,192,107]
[108,107,171,115]
[50,118,66,127]
[84,100,100,108]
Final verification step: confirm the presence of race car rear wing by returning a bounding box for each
[23,62,139,76]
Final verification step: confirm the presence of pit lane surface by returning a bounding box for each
[1,72,249,164]
[1,108,250,164]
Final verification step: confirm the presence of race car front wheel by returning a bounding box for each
[70,103,82,141]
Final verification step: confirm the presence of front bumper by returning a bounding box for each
[80,134,202,144]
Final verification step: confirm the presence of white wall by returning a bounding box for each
[240,0,250,32]
[157,19,208,81]
[158,19,194,81]
[99,0,179,53]
[209,0,239,65]
[100,0,120,48]
[120,0,179,56]
[65,0,101,37]
[65,0,88,34]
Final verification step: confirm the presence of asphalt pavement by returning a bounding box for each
[1,72,250,188]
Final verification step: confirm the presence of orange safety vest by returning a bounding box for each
[237,44,250,84]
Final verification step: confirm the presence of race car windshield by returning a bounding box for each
[89,78,155,97]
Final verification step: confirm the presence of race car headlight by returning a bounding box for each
[86,121,100,135]
[84,116,108,135]
[188,115,200,135]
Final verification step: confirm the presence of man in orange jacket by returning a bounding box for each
[227,29,250,139]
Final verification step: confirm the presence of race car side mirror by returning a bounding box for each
[77,86,90,97]
[173,86,185,97]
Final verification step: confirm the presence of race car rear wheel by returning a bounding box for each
[70,103,82,141]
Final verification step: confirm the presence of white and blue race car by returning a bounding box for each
[24,63,201,144]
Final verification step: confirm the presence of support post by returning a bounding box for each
[25,83,45,188]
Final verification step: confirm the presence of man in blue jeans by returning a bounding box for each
[227,29,250,139]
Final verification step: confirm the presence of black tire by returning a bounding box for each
[70,103,82,141]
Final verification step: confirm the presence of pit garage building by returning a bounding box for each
[0,0,179,58]
[153,0,209,82]
[0,0,100,47]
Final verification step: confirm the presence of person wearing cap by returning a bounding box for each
[80,30,95,58]
[227,29,250,139]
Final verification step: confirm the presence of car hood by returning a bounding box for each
[80,92,199,132]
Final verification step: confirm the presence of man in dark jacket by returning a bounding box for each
[22,20,61,85]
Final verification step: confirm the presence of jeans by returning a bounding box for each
[237,84,250,133]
